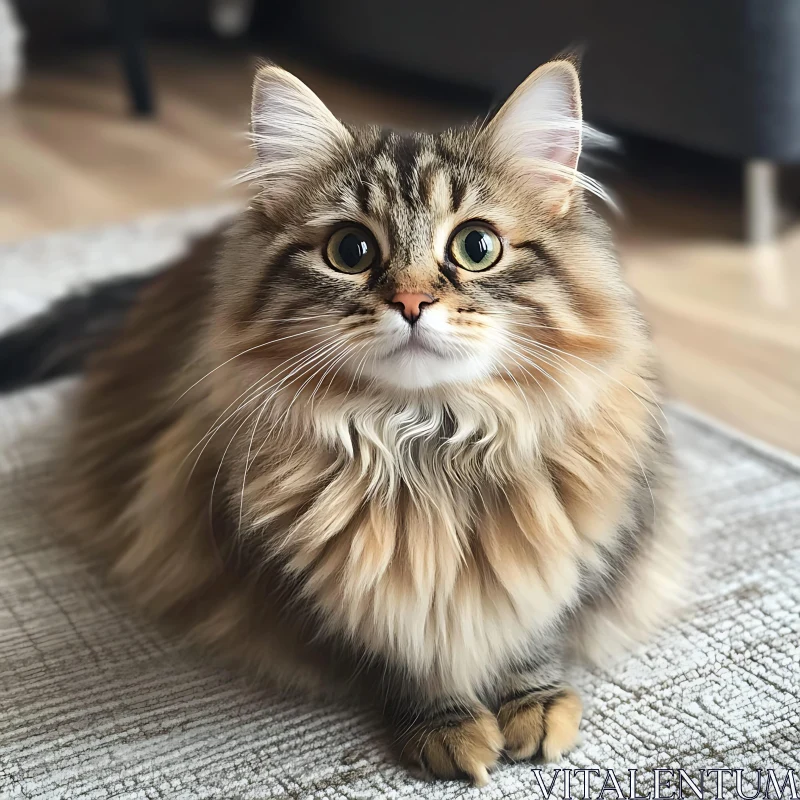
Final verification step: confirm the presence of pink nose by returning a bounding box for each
[390,292,434,323]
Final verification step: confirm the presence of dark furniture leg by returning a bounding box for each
[107,0,155,116]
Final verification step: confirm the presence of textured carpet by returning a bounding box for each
[1,210,798,799]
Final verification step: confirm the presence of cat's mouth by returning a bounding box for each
[364,327,494,389]
[386,332,448,359]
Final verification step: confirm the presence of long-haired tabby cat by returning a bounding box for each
[4,60,685,785]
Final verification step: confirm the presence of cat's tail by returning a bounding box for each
[0,273,158,394]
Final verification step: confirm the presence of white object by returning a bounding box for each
[0,0,24,96]
[744,158,781,244]
[209,0,254,37]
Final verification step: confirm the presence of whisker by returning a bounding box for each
[274,341,351,438]
[319,340,369,407]
[505,331,669,436]
[180,332,345,480]
[517,330,666,412]
[497,345,557,421]
[249,340,352,465]
[210,336,354,527]
[209,398,266,529]
[484,311,622,342]
[272,313,343,323]
[284,341,368,465]
[502,336,656,521]
[175,322,341,403]
[185,336,347,488]
[501,340,585,414]
[499,339,611,464]
[238,393,273,532]
[310,341,357,408]
[233,334,348,523]
[343,342,373,403]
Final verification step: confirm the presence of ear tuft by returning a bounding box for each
[483,61,587,213]
[243,64,352,200]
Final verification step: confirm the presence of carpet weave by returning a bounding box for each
[0,210,797,799]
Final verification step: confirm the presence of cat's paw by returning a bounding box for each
[497,686,582,762]
[401,707,503,786]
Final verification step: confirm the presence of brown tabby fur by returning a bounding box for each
[58,61,686,785]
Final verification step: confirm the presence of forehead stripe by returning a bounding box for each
[449,173,465,213]
[355,177,371,215]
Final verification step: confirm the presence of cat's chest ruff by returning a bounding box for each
[272,424,592,695]
[249,393,623,693]
[292,461,585,695]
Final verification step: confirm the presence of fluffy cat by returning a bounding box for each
[46,60,684,784]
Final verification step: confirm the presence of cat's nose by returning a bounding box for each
[390,292,435,324]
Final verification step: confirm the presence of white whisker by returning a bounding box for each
[180,331,345,482]
[175,322,341,403]
[501,334,656,521]
[505,330,669,436]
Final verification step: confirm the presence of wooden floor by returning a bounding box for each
[3,46,799,454]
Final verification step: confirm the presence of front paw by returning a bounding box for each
[497,686,582,762]
[400,707,503,787]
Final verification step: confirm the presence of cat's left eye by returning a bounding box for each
[449,223,502,272]
[325,226,378,274]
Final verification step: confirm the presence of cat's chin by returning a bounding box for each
[360,349,494,392]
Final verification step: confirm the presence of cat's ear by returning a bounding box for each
[482,60,583,214]
[248,64,352,201]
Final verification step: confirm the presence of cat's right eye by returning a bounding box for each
[325,226,378,274]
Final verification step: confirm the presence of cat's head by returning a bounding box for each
[218,61,639,403]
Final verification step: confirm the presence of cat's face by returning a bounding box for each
[222,63,634,399]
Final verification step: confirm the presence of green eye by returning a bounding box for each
[325,226,378,274]
[449,223,502,272]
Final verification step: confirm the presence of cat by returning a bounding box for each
[6,59,686,785]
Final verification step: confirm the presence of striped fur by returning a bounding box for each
[58,61,686,785]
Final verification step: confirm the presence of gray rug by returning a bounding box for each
[1,210,798,799]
